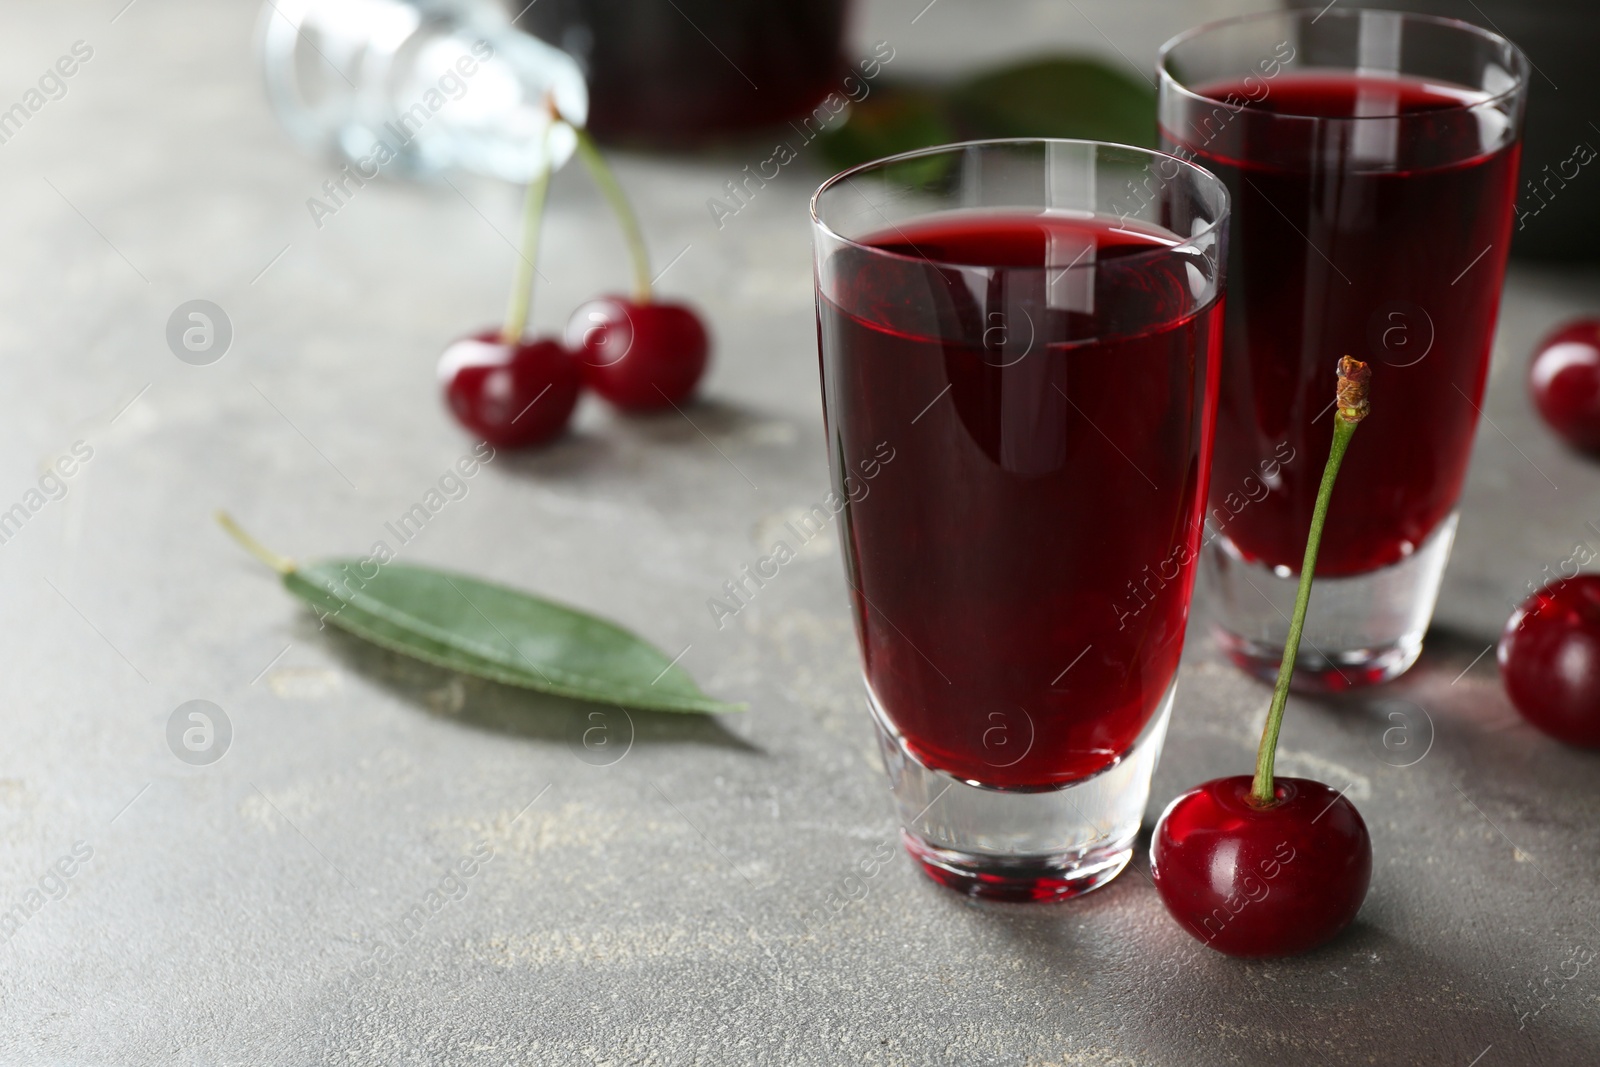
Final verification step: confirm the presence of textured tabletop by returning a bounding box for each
[1,1,1597,1064]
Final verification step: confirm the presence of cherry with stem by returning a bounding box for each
[1150,357,1375,959]
[439,116,581,448]
[565,124,710,410]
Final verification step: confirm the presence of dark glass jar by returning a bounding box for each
[518,0,850,146]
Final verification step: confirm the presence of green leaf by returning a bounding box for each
[816,56,1158,172]
[217,510,738,715]
[948,57,1157,148]
[816,86,956,176]
[284,561,741,714]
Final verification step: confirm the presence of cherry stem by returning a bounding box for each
[572,127,652,303]
[1250,357,1371,806]
[500,145,554,345]
[215,510,296,576]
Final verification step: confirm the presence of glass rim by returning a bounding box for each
[1157,8,1531,122]
[809,137,1230,275]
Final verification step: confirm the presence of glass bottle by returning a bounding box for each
[259,0,587,181]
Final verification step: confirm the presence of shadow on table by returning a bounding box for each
[957,872,1600,1065]
[1239,623,1505,716]
[1237,622,1512,743]
[1283,621,1529,759]
[945,624,1600,1064]
[313,622,762,756]
[488,397,794,481]
[1412,621,1502,683]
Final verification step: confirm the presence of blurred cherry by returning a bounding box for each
[568,296,709,410]
[1530,319,1600,453]
[439,331,581,447]
[1500,574,1600,747]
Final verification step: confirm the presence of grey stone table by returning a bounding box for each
[1,0,1598,1064]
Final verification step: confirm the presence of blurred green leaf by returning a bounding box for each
[949,57,1158,147]
[817,55,1158,172]
[816,86,954,176]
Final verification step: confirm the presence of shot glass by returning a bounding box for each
[1159,10,1529,690]
[811,140,1229,900]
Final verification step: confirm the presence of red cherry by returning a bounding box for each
[1499,575,1600,747]
[1530,319,1600,453]
[567,297,709,410]
[1151,776,1371,958]
[438,330,581,447]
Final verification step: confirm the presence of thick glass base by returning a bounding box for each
[1204,512,1457,693]
[867,680,1175,902]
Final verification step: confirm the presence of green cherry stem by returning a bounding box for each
[500,149,554,345]
[1250,356,1372,807]
[572,126,652,303]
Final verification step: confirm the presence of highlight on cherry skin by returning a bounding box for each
[1150,775,1373,958]
[567,296,710,410]
[1499,574,1600,748]
[438,330,582,448]
[1530,319,1600,454]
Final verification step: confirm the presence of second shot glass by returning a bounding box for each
[1160,10,1530,690]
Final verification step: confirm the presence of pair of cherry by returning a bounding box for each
[441,296,708,447]
[438,117,709,447]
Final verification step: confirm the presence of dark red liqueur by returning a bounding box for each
[1168,71,1521,576]
[819,210,1221,788]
